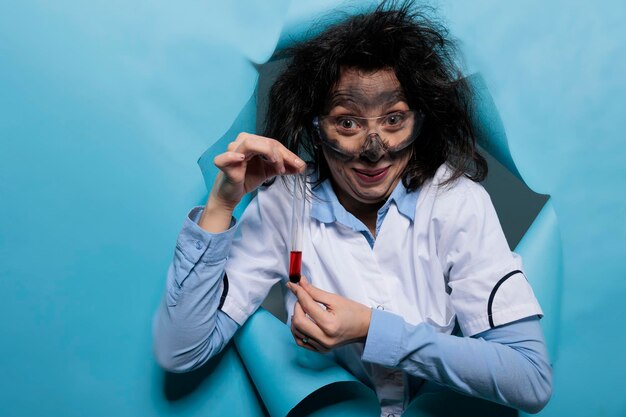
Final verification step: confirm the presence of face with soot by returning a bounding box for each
[320,67,414,215]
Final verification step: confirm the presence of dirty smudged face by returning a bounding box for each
[315,68,422,214]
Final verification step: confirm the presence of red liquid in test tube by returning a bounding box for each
[289,174,306,283]
[289,251,302,283]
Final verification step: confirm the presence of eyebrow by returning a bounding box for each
[329,89,407,111]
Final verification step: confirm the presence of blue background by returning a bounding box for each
[1,1,624,416]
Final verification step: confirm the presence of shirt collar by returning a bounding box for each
[310,177,419,227]
[387,179,419,221]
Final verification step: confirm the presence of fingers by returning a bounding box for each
[213,151,246,169]
[270,146,285,175]
[299,276,336,306]
[211,133,306,208]
[293,335,317,352]
[274,144,306,175]
[291,301,329,350]
[293,301,324,338]
[287,280,329,325]
[231,133,306,175]
[291,321,329,353]
[213,152,248,185]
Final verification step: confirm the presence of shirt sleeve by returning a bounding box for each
[152,206,240,373]
[362,310,552,414]
[434,178,543,336]
[218,180,292,324]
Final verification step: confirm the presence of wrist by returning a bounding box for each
[360,305,373,342]
[209,188,240,211]
[198,196,235,233]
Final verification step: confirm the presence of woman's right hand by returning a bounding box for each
[199,133,306,232]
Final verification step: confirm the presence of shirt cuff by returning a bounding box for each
[361,309,405,367]
[176,206,237,265]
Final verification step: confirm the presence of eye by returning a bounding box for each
[384,112,406,126]
[335,117,360,131]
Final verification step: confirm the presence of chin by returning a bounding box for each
[349,180,396,203]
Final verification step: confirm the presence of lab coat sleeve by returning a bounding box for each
[433,178,543,336]
[362,311,552,414]
[218,179,292,325]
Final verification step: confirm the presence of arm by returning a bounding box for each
[153,133,306,372]
[362,311,552,414]
[152,207,240,372]
[288,277,551,413]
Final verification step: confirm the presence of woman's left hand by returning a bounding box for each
[287,276,372,353]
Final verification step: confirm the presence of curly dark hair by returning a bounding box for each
[263,0,487,191]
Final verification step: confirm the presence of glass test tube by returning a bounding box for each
[289,174,306,283]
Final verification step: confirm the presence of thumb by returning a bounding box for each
[300,276,335,305]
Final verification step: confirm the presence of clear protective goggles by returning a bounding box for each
[313,110,425,162]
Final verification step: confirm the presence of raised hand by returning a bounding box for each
[199,133,306,232]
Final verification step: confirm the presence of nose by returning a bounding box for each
[359,133,386,163]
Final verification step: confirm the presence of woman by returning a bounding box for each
[153,2,552,415]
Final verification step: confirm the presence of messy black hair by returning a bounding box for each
[264,0,487,191]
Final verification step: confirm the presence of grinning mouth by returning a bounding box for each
[352,166,391,184]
